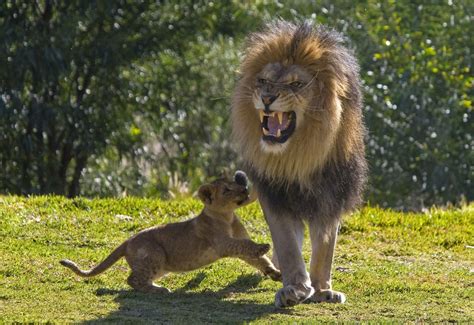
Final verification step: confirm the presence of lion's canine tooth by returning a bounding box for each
[259,110,264,123]
[277,111,283,124]
[277,129,281,137]
[262,128,269,135]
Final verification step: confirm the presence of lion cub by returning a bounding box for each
[60,171,281,293]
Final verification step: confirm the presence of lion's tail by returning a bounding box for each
[60,241,128,277]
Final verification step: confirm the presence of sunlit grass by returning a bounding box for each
[0,196,472,323]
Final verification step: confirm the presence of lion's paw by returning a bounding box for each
[307,289,346,304]
[274,283,315,308]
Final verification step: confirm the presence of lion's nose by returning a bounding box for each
[261,94,279,107]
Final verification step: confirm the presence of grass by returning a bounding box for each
[0,195,472,323]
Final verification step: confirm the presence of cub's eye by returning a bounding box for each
[290,81,304,88]
[257,78,268,84]
[223,187,231,194]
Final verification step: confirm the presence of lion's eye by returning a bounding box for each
[290,81,304,88]
[223,187,231,194]
[258,78,268,84]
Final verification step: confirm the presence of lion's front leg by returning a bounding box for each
[307,220,346,304]
[262,202,314,307]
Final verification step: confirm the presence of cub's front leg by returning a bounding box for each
[231,218,281,281]
[215,237,270,259]
[239,255,282,281]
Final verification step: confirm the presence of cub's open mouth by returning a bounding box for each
[259,110,296,144]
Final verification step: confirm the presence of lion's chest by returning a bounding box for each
[249,155,366,219]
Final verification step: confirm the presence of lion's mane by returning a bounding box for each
[232,21,367,220]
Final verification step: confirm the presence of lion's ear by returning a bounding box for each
[197,184,214,205]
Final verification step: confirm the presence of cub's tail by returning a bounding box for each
[60,241,128,277]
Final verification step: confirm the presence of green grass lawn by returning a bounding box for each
[0,196,472,323]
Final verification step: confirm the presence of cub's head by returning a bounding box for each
[198,171,253,212]
[232,20,364,186]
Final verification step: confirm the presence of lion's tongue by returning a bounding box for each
[266,113,289,136]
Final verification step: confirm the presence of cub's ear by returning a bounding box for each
[198,184,214,205]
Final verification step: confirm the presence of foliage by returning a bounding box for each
[0,1,244,197]
[0,1,151,196]
[354,1,473,208]
[0,1,472,207]
[0,196,472,322]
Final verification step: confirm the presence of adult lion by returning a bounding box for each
[231,20,367,307]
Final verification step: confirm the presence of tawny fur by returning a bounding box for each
[60,173,281,293]
[231,20,367,307]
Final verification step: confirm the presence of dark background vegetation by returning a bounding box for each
[0,1,472,209]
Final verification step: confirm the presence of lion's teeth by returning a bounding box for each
[262,128,269,135]
[276,111,283,124]
[259,110,264,123]
[277,129,281,137]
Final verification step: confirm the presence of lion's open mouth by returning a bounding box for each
[259,110,296,144]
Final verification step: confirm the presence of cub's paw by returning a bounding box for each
[252,243,270,257]
[264,267,282,282]
[307,289,346,304]
[274,283,315,308]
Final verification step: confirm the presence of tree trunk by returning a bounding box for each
[67,155,87,197]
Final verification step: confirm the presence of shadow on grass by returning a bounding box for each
[82,273,293,324]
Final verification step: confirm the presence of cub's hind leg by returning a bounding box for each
[127,269,170,294]
[125,243,170,293]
